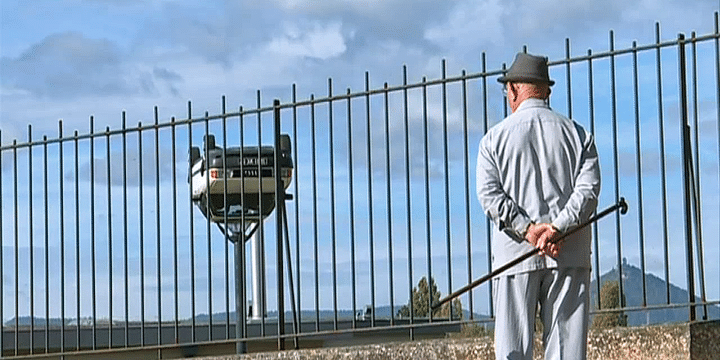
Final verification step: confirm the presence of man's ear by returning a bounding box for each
[510,83,518,100]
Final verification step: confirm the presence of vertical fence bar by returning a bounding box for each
[273,99,286,350]
[714,11,720,316]
[441,60,453,319]
[655,23,672,305]
[238,105,248,353]
[138,121,146,346]
[28,126,35,354]
[690,32,709,320]
[715,14,720,299]
[384,82,395,325]
[240,106,249,346]
[219,97,229,343]
[282,182,299,350]
[155,107,163,345]
[588,49,602,309]
[188,101,197,342]
[328,80,339,330]
[365,72,377,326]
[171,116,179,343]
[256,92,267,336]
[422,76,432,322]
[204,110,213,341]
[677,33,697,321]
[235,106,247,344]
[310,94,320,331]
[632,41,648,308]
[347,87,358,329]
[106,126,113,348]
[292,86,301,330]
[609,30,626,313]
[500,54,508,310]
[221,97,230,341]
[90,117,97,350]
[461,69,473,318]
[58,122,66,353]
[13,139,18,356]
[122,114,130,347]
[43,135,49,353]
[73,132,80,351]
[502,63,508,118]
[566,38,573,118]
[483,53,493,318]
[403,65,414,340]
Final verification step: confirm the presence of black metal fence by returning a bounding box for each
[1,14,720,358]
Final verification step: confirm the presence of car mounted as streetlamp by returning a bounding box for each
[188,131,297,353]
[189,133,293,229]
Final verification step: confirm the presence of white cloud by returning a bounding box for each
[273,0,397,16]
[0,116,27,148]
[268,22,347,60]
[424,0,506,52]
[0,32,151,99]
[422,0,718,64]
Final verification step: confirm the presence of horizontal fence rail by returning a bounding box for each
[1,14,720,358]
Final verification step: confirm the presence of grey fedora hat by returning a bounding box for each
[497,52,555,86]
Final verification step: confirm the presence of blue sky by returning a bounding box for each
[1,0,719,323]
[2,0,718,138]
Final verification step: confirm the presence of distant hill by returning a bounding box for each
[589,260,720,326]
[193,305,486,324]
[2,316,121,327]
[2,316,66,327]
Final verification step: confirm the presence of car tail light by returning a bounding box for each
[210,169,224,179]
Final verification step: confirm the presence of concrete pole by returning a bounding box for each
[250,232,263,320]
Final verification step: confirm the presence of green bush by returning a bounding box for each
[397,276,463,320]
[592,280,627,329]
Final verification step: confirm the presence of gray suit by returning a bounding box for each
[476,98,601,359]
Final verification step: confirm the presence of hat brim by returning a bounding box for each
[497,75,555,86]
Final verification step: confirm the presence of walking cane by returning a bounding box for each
[431,198,628,311]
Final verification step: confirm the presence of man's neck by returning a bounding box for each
[510,96,546,113]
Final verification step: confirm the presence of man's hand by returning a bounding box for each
[525,223,560,257]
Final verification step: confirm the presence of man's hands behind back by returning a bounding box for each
[525,223,560,257]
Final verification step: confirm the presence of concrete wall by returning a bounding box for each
[187,321,719,360]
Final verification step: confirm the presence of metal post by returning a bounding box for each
[274,99,286,350]
[690,32,709,320]
[677,33,697,321]
[235,237,247,354]
[237,106,248,354]
[250,232,263,320]
[609,30,626,315]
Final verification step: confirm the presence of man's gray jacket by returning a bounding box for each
[476,98,601,275]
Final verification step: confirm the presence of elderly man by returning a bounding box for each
[476,53,601,360]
